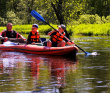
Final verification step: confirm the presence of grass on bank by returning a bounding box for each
[0,23,110,38]
[67,23,110,36]
[0,24,57,34]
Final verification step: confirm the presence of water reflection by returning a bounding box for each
[47,56,77,86]
[0,36,110,93]
[46,56,78,93]
[27,55,78,92]
[0,52,25,76]
[0,51,78,92]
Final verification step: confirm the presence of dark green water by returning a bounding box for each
[0,36,110,93]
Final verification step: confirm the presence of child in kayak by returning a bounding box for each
[27,24,42,44]
[44,24,74,47]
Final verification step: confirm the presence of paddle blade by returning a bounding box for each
[85,52,91,55]
[31,10,45,22]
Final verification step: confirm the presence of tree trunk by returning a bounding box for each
[51,0,64,24]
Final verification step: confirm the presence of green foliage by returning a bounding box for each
[13,25,31,34]
[0,27,6,32]
[38,25,52,34]
[106,15,110,23]
[0,24,57,35]
[102,16,106,23]
[69,14,110,25]
[6,11,21,25]
[1,23,110,37]
[84,0,110,17]
[48,0,85,24]
[0,17,7,26]
[78,14,102,24]
[0,0,110,25]
[68,23,110,36]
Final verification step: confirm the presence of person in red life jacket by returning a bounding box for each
[0,23,26,44]
[27,24,41,44]
[45,24,74,47]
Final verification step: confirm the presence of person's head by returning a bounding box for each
[6,23,13,31]
[32,24,38,32]
[58,24,66,32]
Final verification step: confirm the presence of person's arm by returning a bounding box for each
[67,41,74,45]
[0,31,3,36]
[48,30,57,36]
[0,30,6,37]
[0,32,4,38]
[17,32,27,42]
[0,31,8,43]
[18,33,26,39]
[63,32,74,45]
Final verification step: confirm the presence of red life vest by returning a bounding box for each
[51,32,65,43]
[30,31,40,42]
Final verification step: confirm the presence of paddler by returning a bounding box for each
[44,24,74,47]
[0,23,26,44]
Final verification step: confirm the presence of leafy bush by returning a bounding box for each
[102,16,107,23]
[78,14,102,24]
[106,15,110,23]
[95,14,103,24]
[6,11,21,25]
[0,17,7,26]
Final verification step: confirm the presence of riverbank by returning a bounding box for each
[0,23,110,37]
[68,23,110,36]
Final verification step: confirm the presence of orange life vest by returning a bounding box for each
[30,31,40,42]
[51,32,65,43]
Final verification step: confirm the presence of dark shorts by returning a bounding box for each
[43,41,57,47]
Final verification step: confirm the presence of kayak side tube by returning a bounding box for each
[0,44,79,56]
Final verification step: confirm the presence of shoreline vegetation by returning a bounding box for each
[0,23,110,38]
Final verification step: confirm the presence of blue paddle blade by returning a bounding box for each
[85,52,91,55]
[31,10,45,22]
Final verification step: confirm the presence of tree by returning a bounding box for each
[1,0,110,25]
[51,0,64,24]
[38,0,85,25]
[84,0,110,17]
[0,0,7,18]
[16,0,36,24]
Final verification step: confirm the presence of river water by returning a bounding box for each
[0,36,110,93]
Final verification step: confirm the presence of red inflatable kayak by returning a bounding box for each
[0,42,78,56]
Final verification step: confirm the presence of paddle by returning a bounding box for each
[31,10,93,55]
